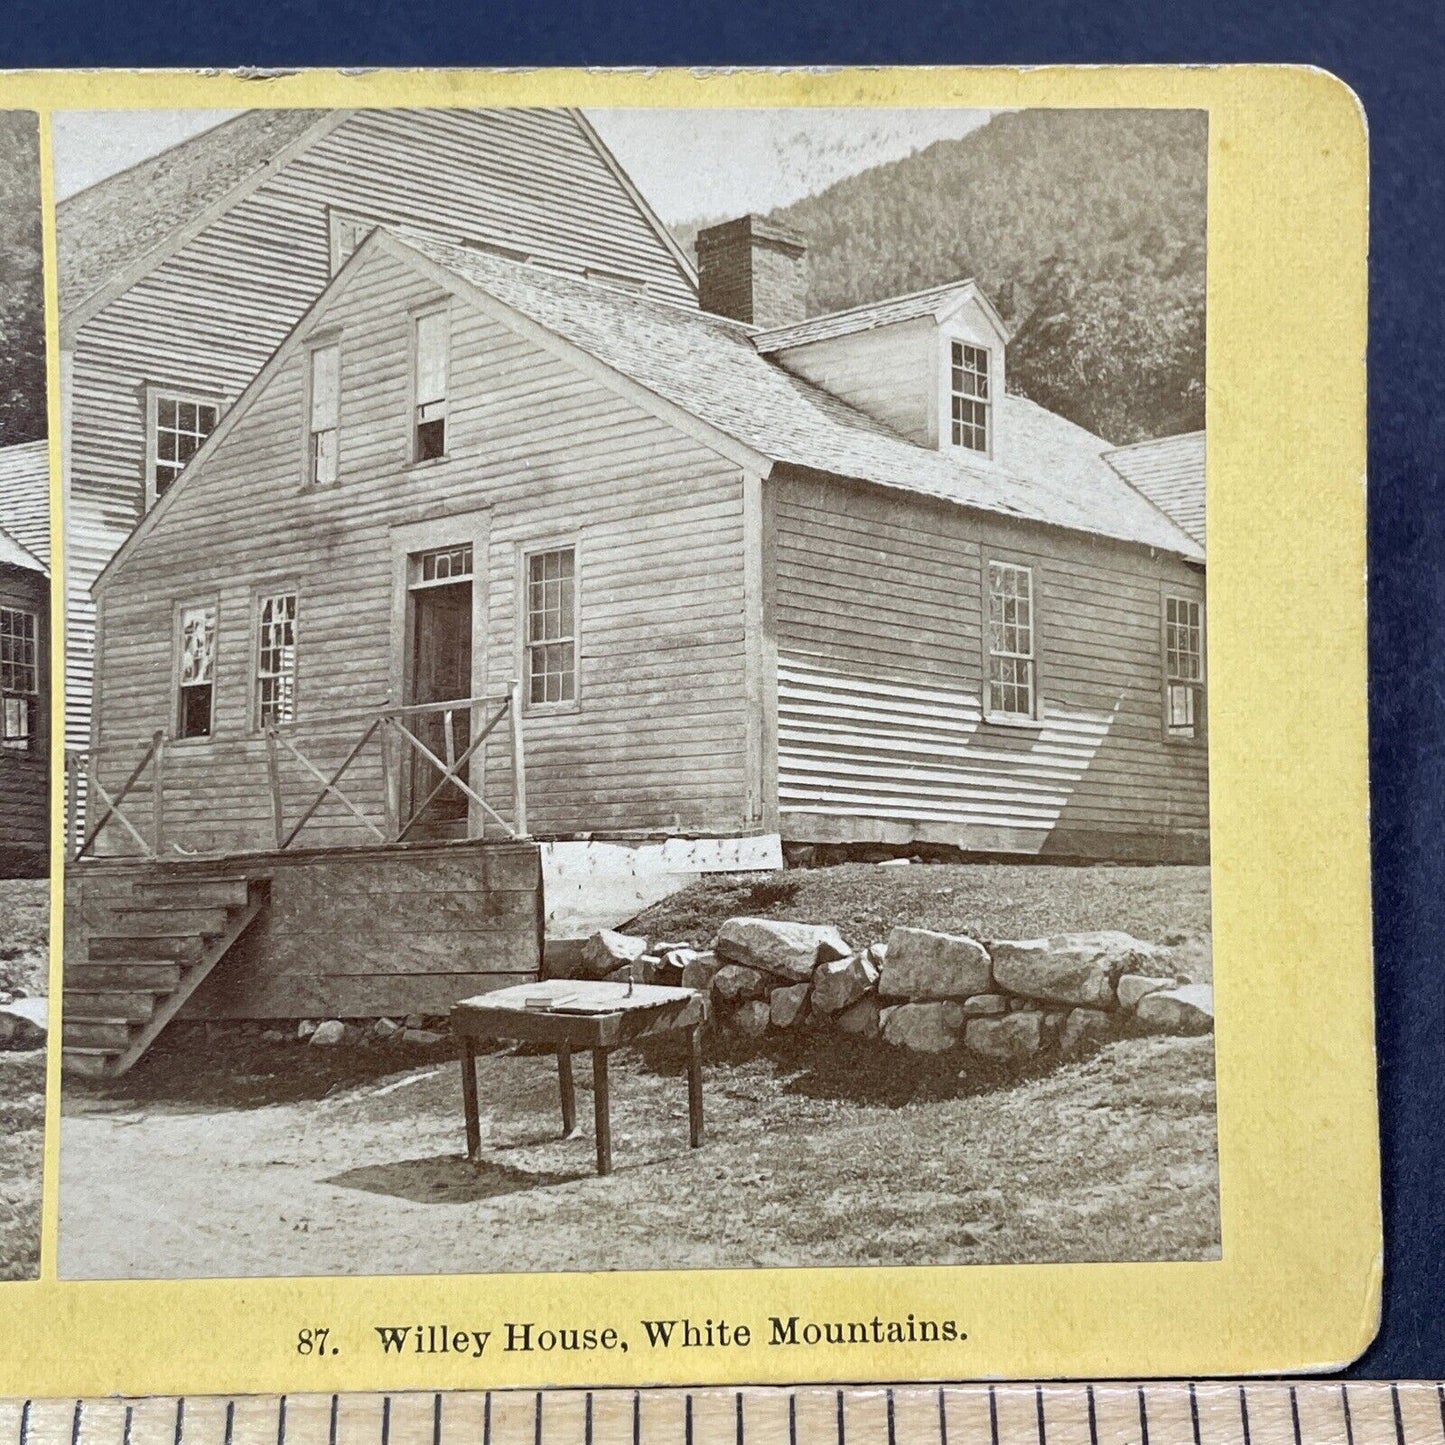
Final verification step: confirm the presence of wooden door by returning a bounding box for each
[406,579,472,834]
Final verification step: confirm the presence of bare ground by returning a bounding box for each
[0,877,50,1281]
[59,862,1218,1280]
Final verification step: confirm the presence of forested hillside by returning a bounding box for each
[0,113,45,447]
[675,109,1206,445]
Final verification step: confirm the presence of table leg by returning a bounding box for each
[592,1047,612,1176]
[558,1040,577,1137]
[460,1037,481,1164]
[687,1022,705,1148]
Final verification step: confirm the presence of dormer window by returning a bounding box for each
[950,342,991,454]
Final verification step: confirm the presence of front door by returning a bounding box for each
[404,545,474,837]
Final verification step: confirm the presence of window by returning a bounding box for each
[256,592,297,728]
[417,543,473,584]
[150,391,221,502]
[308,342,340,486]
[413,308,449,461]
[0,608,37,751]
[950,342,991,453]
[986,561,1036,719]
[177,602,217,740]
[1164,595,1205,739]
[525,546,577,706]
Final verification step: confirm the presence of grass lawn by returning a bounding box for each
[61,864,1217,1278]
[0,877,49,1282]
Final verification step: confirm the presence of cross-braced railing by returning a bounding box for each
[66,682,528,861]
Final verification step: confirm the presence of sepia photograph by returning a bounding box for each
[0,108,50,1284]
[53,102,1214,1280]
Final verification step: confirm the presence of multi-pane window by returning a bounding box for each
[418,543,473,583]
[151,393,220,500]
[525,547,577,706]
[0,608,38,751]
[177,602,217,740]
[413,308,449,461]
[1164,595,1205,739]
[950,342,991,453]
[256,592,298,728]
[986,561,1036,719]
[308,342,340,486]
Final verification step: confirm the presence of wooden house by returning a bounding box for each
[58,106,697,761]
[0,440,50,876]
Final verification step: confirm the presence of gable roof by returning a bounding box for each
[0,440,50,571]
[752,278,1010,353]
[57,107,698,330]
[1103,431,1206,548]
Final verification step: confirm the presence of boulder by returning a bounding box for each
[712,964,768,1005]
[1060,1007,1115,1058]
[309,1019,348,1047]
[260,1028,288,1045]
[1134,984,1214,1035]
[296,1019,319,1041]
[714,918,851,982]
[811,953,878,1015]
[964,1011,1044,1061]
[866,942,888,969]
[403,1013,428,1029]
[370,1017,402,1042]
[962,993,1007,1017]
[654,948,700,986]
[835,995,882,1038]
[1117,973,1177,1011]
[880,927,991,1001]
[0,997,47,1049]
[402,1027,448,1047]
[730,1000,771,1039]
[680,951,725,992]
[770,982,811,1029]
[880,1001,965,1053]
[991,931,1163,1008]
[579,929,650,980]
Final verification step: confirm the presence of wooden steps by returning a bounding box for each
[62,870,270,1078]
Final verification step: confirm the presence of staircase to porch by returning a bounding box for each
[63,870,270,1078]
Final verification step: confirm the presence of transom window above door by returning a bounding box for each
[411,543,473,586]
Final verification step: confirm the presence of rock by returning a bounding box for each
[991,931,1163,1008]
[712,964,768,1004]
[0,997,47,1049]
[370,1017,402,1041]
[606,958,656,985]
[811,953,878,1014]
[730,1000,771,1038]
[296,1019,319,1041]
[866,942,888,969]
[714,918,852,982]
[1134,984,1214,1035]
[654,948,700,986]
[680,951,725,992]
[260,1028,287,1045]
[1060,1007,1114,1057]
[403,1013,428,1030]
[1041,1008,1069,1046]
[835,995,882,1038]
[1117,974,1177,1011]
[964,1012,1044,1061]
[880,1001,965,1053]
[770,982,811,1029]
[962,993,1007,1017]
[402,1027,448,1047]
[652,941,690,956]
[880,926,991,1001]
[579,929,649,980]
[309,1019,348,1047]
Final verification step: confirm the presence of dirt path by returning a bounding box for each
[60,1035,1219,1279]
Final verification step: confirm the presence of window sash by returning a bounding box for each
[152,393,220,498]
[256,592,298,728]
[525,547,577,706]
[415,310,449,408]
[986,562,1036,718]
[1164,596,1205,738]
[950,342,991,453]
[0,607,38,698]
[177,602,217,739]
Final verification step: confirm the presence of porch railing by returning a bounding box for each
[66,681,528,862]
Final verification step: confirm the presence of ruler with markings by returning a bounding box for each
[2,1385,1442,1445]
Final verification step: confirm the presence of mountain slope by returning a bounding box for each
[675,109,1206,446]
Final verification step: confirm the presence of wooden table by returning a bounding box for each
[451,979,711,1176]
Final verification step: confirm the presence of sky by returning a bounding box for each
[50,106,996,223]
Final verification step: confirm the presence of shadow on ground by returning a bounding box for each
[324,1153,585,1204]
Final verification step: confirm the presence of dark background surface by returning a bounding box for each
[1,0,1442,1377]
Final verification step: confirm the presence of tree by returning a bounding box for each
[0,113,46,447]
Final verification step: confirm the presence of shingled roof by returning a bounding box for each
[0,440,50,571]
[57,109,330,317]
[752,278,1007,352]
[1103,431,1206,548]
[395,232,1203,561]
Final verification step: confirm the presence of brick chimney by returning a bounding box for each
[695,215,808,329]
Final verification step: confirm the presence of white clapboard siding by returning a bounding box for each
[64,107,698,756]
[91,245,749,855]
[769,471,1209,860]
